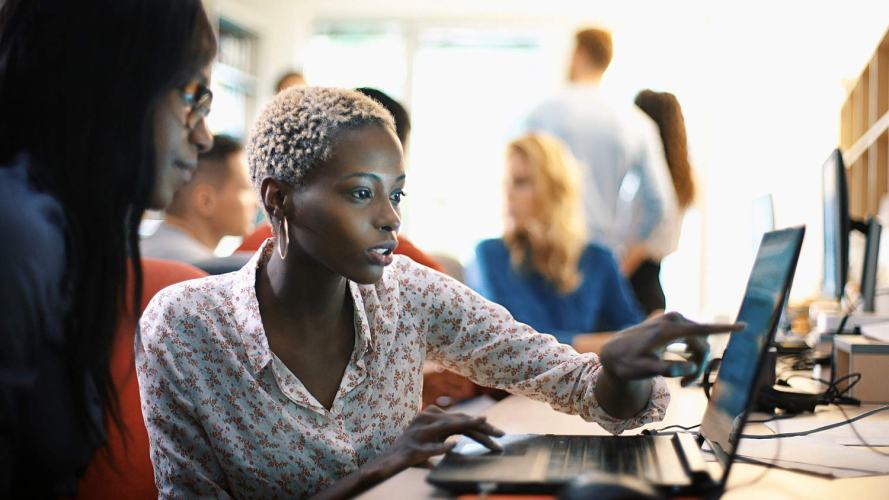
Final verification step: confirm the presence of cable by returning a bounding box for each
[642,413,796,436]
[724,426,781,493]
[823,294,889,456]
[834,403,889,457]
[738,404,889,440]
[775,372,863,407]
[648,413,798,435]
[747,413,798,425]
[643,423,699,435]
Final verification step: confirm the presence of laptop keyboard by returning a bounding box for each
[545,436,658,480]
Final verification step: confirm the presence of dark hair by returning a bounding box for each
[356,87,411,148]
[200,134,244,165]
[0,0,217,437]
[275,70,305,93]
[574,28,613,71]
[635,90,695,209]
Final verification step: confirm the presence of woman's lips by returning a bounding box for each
[366,248,394,266]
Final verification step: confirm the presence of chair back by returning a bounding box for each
[77,259,207,500]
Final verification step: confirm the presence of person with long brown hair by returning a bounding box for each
[622,90,696,314]
[468,133,644,347]
[0,0,216,496]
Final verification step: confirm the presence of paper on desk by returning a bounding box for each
[732,436,889,478]
[861,321,889,343]
[764,410,889,446]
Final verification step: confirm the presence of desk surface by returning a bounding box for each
[359,379,889,499]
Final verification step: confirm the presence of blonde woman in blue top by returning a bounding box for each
[469,133,644,351]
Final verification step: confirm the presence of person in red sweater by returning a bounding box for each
[238,87,445,274]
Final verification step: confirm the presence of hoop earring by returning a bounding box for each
[277,215,289,260]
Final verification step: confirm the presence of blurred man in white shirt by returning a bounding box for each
[524,28,678,266]
[142,135,258,265]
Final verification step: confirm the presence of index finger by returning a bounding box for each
[663,321,745,341]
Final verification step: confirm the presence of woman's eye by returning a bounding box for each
[351,188,372,201]
[390,190,406,204]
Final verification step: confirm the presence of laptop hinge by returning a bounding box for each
[672,433,712,483]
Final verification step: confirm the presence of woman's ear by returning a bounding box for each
[260,177,288,220]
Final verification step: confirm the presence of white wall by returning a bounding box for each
[204,0,314,126]
[213,0,889,318]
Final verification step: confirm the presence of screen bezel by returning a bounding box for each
[822,149,849,300]
[698,226,805,486]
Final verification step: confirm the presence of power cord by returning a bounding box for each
[738,404,889,440]
[646,406,886,491]
[642,423,699,434]
[835,403,889,457]
[644,414,797,436]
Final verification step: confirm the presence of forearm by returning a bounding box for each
[594,367,653,420]
[310,452,405,500]
[572,332,614,354]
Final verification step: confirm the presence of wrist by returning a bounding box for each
[596,367,653,420]
[365,449,408,482]
[598,343,619,378]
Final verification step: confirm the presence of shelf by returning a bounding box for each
[841,28,889,219]
[845,109,889,167]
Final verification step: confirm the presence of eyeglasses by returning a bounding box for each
[178,81,213,129]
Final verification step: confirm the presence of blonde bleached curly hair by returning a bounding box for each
[246,86,396,197]
[504,133,587,294]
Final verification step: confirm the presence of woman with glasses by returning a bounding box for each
[0,0,215,496]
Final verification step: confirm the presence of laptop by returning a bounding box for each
[427,226,806,496]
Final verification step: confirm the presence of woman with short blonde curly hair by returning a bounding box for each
[136,87,734,499]
[470,133,643,346]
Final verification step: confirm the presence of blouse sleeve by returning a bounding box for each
[135,292,232,499]
[410,261,669,435]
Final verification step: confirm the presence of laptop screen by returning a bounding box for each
[699,227,804,483]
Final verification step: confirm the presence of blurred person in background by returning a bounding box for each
[142,134,258,266]
[0,0,215,496]
[275,69,306,93]
[523,28,678,278]
[624,89,696,314]
[468,133,643,353]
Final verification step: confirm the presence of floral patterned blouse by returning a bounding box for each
[136,240,669,499]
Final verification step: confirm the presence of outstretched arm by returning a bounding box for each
[413,260,738,432]
[595,312,742,418]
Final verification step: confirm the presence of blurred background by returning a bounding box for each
[200,0,889,320]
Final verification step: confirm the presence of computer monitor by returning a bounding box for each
[822,149,849,300]
[751,194,793,334]
[861,217,881,312]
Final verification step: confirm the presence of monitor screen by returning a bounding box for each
[699,227,804,483]
[822,149,848,300]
